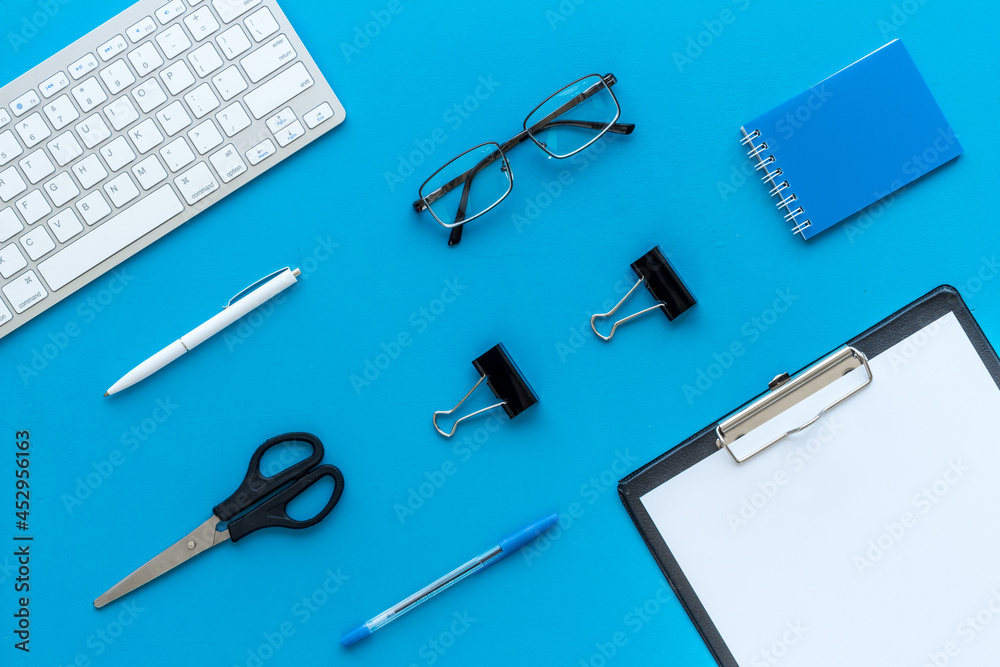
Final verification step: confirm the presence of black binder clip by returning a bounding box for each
[590,246,696,341]
[433,343,539,438]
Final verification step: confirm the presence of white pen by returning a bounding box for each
[105,267,301,396]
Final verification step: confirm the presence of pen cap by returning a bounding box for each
[631,246,696,321]
[498,514,559,557]
[472,344,539,419]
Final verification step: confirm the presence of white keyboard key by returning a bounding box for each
[245,138,274,165]
[0,244,27,278]
[104,97,141,131]
[75,114,112,149]
[40,185,184,290]
[104,173,140,207]
[20,226,55,260]
[160,60,196,95]
[16,190,52,225]
[100,59,136,95]
[265,107,295,134]
[101,136,137,171]
[132,78,168,113]
[19,150,54,184]
[241,34,295,83]
[72,77,108,113]
[0,109,10,127]
[43,172,80,207]
[47,132,84,167]
[209,143,246,182]
[244,62,313,119]
[156,0,186,24]
[47,209,84,243]
[0,168,27,202]
[161,137,196,172]
[42,94,79,131]
[69,53,99,80]
[212,66,247,101]
[75,191,112,225]
[185,7,220,40]
[304,102,335,129]
[132,155,168,189]
[98,34,128,61]
[188,119,223,154]
[216,102,250,137]
[10,91,40,117]
[128,42,164,76]
[128,119,165,154]
[245,7,279,42]
[175,161,219,204]
[0,131,22,166]
[128,16,157,43]
[2,270,46,312]
[156,24,192,59]
[72,154,109,189]
[15,113,50,148]
[188,43,223,77]
[156,101,193,136]
[0,208,23,242]
[40,72,70,98]
[273,120,303,147]
[213,0,261,23]
[184,83,219,118]
[216,25,251,59]
[0,299,11,326]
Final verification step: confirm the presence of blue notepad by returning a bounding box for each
[740,40,963,240]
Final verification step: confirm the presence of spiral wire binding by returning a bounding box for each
[740,128,811,236]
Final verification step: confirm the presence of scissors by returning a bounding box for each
[95,432,344,608]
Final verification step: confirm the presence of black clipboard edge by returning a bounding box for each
[617,285,1000,667]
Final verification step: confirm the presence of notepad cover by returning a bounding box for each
[742,40,963,239]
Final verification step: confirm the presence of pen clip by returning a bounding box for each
[226,267,292,308]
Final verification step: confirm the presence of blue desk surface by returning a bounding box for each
[1,0,998,665]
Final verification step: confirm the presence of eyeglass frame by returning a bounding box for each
[412,72,635,245]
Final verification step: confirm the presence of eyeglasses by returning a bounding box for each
[412,73,635,246]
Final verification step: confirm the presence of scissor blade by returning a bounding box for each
[94,516,230,608]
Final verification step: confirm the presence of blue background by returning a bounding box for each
[1,0,998,665]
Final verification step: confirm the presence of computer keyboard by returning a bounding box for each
[0,0,345,339]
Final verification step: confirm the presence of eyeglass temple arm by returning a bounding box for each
[413,74,627,213]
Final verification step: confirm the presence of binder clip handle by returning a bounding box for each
[591,246,696,341]
[432,344,539,438]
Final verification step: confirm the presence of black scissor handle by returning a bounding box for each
[213,432,325,522]
[227,464,344,542]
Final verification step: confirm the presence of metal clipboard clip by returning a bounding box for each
[715,346,873,464]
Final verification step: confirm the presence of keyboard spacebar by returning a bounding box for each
[38,185,184,291]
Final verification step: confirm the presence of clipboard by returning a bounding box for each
[618,285,1000,666]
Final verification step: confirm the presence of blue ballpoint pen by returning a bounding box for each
[341,513,559,647]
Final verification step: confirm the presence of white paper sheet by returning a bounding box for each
[642,312,1000,666]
